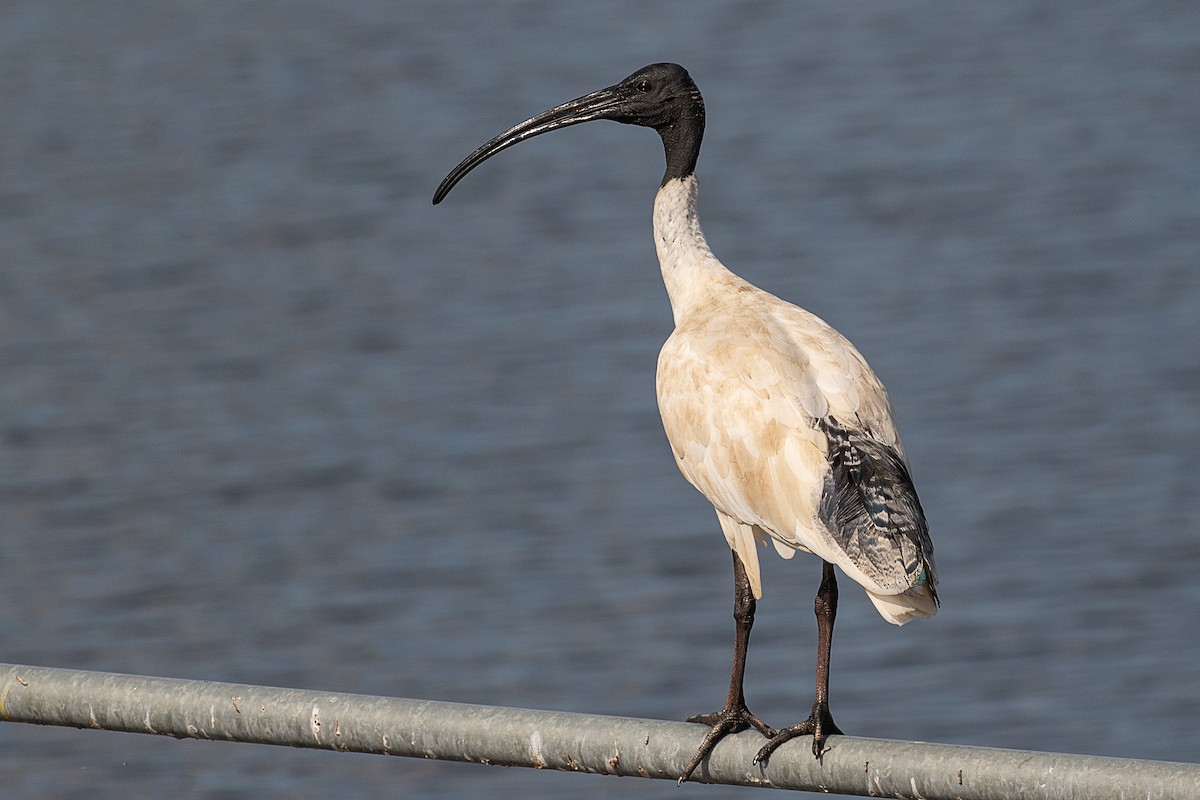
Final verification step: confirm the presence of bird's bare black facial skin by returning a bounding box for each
[609,63,705,134]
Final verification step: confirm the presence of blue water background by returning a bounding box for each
[2,2,1198,797]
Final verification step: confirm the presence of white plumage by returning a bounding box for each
[653,175,937,623]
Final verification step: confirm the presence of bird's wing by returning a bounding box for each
[817,415,937,596]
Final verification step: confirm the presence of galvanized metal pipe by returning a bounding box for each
[1,663,1196,798]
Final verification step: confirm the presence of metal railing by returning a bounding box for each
[2,663,1196,798]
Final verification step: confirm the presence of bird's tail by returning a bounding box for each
[866,584,938,626]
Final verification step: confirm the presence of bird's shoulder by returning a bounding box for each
[658,279,894,432]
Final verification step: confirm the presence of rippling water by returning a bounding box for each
[2,2,1198,797]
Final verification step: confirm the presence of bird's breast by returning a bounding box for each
[655,320,832,541]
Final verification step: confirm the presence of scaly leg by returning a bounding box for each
[679,549,775,783]
[754,560,843,764]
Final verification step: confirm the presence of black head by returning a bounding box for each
[607,63,705,132]
[433,63,705,204]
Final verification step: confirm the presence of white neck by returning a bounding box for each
[652,176,736,325]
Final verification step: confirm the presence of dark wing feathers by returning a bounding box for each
[818,417,938,598]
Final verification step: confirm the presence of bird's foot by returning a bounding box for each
[753,704,842,765]
[679,704,775,784]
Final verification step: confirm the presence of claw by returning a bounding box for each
[753,704,841,765]
[678,704,775,783]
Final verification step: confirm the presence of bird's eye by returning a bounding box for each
[635,79,653,93]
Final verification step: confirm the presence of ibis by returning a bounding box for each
[433,63,938,782]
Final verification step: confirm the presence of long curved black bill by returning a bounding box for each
[433,86,624,205]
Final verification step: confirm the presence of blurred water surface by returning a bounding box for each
[2,2,1198,797]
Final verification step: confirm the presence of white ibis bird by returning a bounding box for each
[433,63,938,782]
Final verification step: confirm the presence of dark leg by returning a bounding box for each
[679,550,776,784]
[754,560,843,764]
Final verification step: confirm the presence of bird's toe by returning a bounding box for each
[679,704,775,783]
[753,706,841,765]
